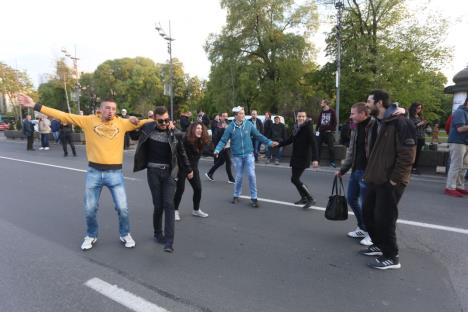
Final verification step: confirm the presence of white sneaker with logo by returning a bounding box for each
[360,234,373,246]
[44,147,50,150]
[81,236,97,250]
[192,210,209,218]
[119,234,136,248]
[175,210,181,221]
[347,227,367,238]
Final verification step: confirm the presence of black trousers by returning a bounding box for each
[318,131,335,162]
[174,168,202,211]
[26,135,34,150]
[147,167,176,245]
[363,182,405,259]
[208,148,234,181]
[291,167,307,198]
[61,133,76,156]
[413,138,425,169]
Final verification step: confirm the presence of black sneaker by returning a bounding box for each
[164,244,174,253]
[154,234,166,245]
[205,173,214,181]
[368,255,401,270]
[251,199,259,208]
[302,198,316,209]
[231,197,239,204]
[294,197,308,205]
[359,244,383,256]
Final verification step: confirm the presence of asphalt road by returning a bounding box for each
[0,136,466,312]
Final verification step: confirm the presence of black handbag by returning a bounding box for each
[325,176,348,221]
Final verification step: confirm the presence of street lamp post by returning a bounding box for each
[155,21,175,120]
[335,0,344,134]
[61,48,81,114]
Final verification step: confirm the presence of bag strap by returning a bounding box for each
[337,176,345,195]
[331,175,338,195]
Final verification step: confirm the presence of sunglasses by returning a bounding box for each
[156,118,171,125]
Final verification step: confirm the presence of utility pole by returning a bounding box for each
[155,21,175,120]
[335,0,344,134]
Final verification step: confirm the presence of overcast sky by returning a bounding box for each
[1,0,467,87]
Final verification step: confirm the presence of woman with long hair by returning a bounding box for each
[409,102,428,174]
[174,122,211,220]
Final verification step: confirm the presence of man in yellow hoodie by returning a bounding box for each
[18,94,150,251]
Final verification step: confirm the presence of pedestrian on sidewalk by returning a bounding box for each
[60,122,76,157]
[316,99,337,167]
[50,118,61,144]
[214,106,278,208]
[22,114,35,151]
[269,116,287,165]
[38,115,51,150]
[174,122,211,221]
[409,102,428,175]
[206,112,235,183]
[18,94,150,251]
[278,110,319,209]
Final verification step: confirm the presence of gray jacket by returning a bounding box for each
[340,117,377,175]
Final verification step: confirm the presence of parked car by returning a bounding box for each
[0,121,9,131]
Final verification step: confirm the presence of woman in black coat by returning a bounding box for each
[279,111,319,209]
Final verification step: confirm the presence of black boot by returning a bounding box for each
[294,197,308,205]
[300,184,316,209]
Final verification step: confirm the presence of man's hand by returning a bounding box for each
[213,152,219,158]
[389,180,397,186]
[312,161,319,169]
[17,94,35,108]
[392,107,406,116]
[271,141,279,147]
[128,116,139,125]
[168,121,175,130]
[335,170,342,177]
[187,171,194,180]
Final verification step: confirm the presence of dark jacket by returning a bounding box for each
[270,122,287,142]
[249,118,264,135]
[132,122,191,178]
[59,124,73,137]
[22,119,34,137]
[180,136,203,173]
[179,116,190,132]
[316,109,337,132]
[364,107,416,186]
[279,121,318,168]
[340,117,377,175]
[263,118,273,139]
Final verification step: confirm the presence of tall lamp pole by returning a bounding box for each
[335,0,344,133]
[155,21,175,120]
[61,48,81,114]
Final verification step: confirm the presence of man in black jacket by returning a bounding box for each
[279,111,319,208]
[249,110,264,162]
[316,99,337,167]
[268,116,287,165]
[132,106,192,253]
[22,115,35,151]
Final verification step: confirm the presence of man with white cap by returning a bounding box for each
[214,106,278,207]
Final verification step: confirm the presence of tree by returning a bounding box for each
[205,0,319,114]
[316,0,451,121]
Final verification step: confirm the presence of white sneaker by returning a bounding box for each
[175,210,181,221]
[347,227,367,238]
[119,234,136,248]
[192,210,209,218]
[81,236,97,250]
[360,234,373,246]
[44,147,50,150]
[39,147,44,150]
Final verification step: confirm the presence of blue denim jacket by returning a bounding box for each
[214,120,272,157]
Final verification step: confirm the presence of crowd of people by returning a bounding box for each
[16,88,467,271]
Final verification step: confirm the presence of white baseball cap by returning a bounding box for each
[232,106,243,113]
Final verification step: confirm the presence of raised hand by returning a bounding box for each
[168,121,175,130]
[271,141,279,147]
[187,171,194,180]
[17,94,35,108]
[128,116,139,125]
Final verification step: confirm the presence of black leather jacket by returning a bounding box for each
[132,122,191,179]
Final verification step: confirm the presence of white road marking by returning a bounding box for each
[85,277,169,312]
[0,156,138,181]
[239,195,468,235]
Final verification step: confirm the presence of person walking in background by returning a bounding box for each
[278,110,319,209]
[22,114,35,151]
[120,108,131,150]
[60,122,76,157]
[197,110,210,128]
[336,103,376,247]
[214,106,277,208]
[249,110,264,162]
[269,116,287,165]
[50,118,61,144]
[444,97,468,197]
[263,112,273,161]
[316,99,337,167]
[409,102,428,174]
[174,122,211,221]
[211,114,220,133]
[38,115,51,150]
[18,94,149,251]
[179,111,192,132]
[206,112,235,183]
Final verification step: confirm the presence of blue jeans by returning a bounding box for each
[271,146,283,161]
[84,167,130,238]
[232,153,257,199]
[252,139,261,161]
[347,170,368,231]
[40,133,50,148]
